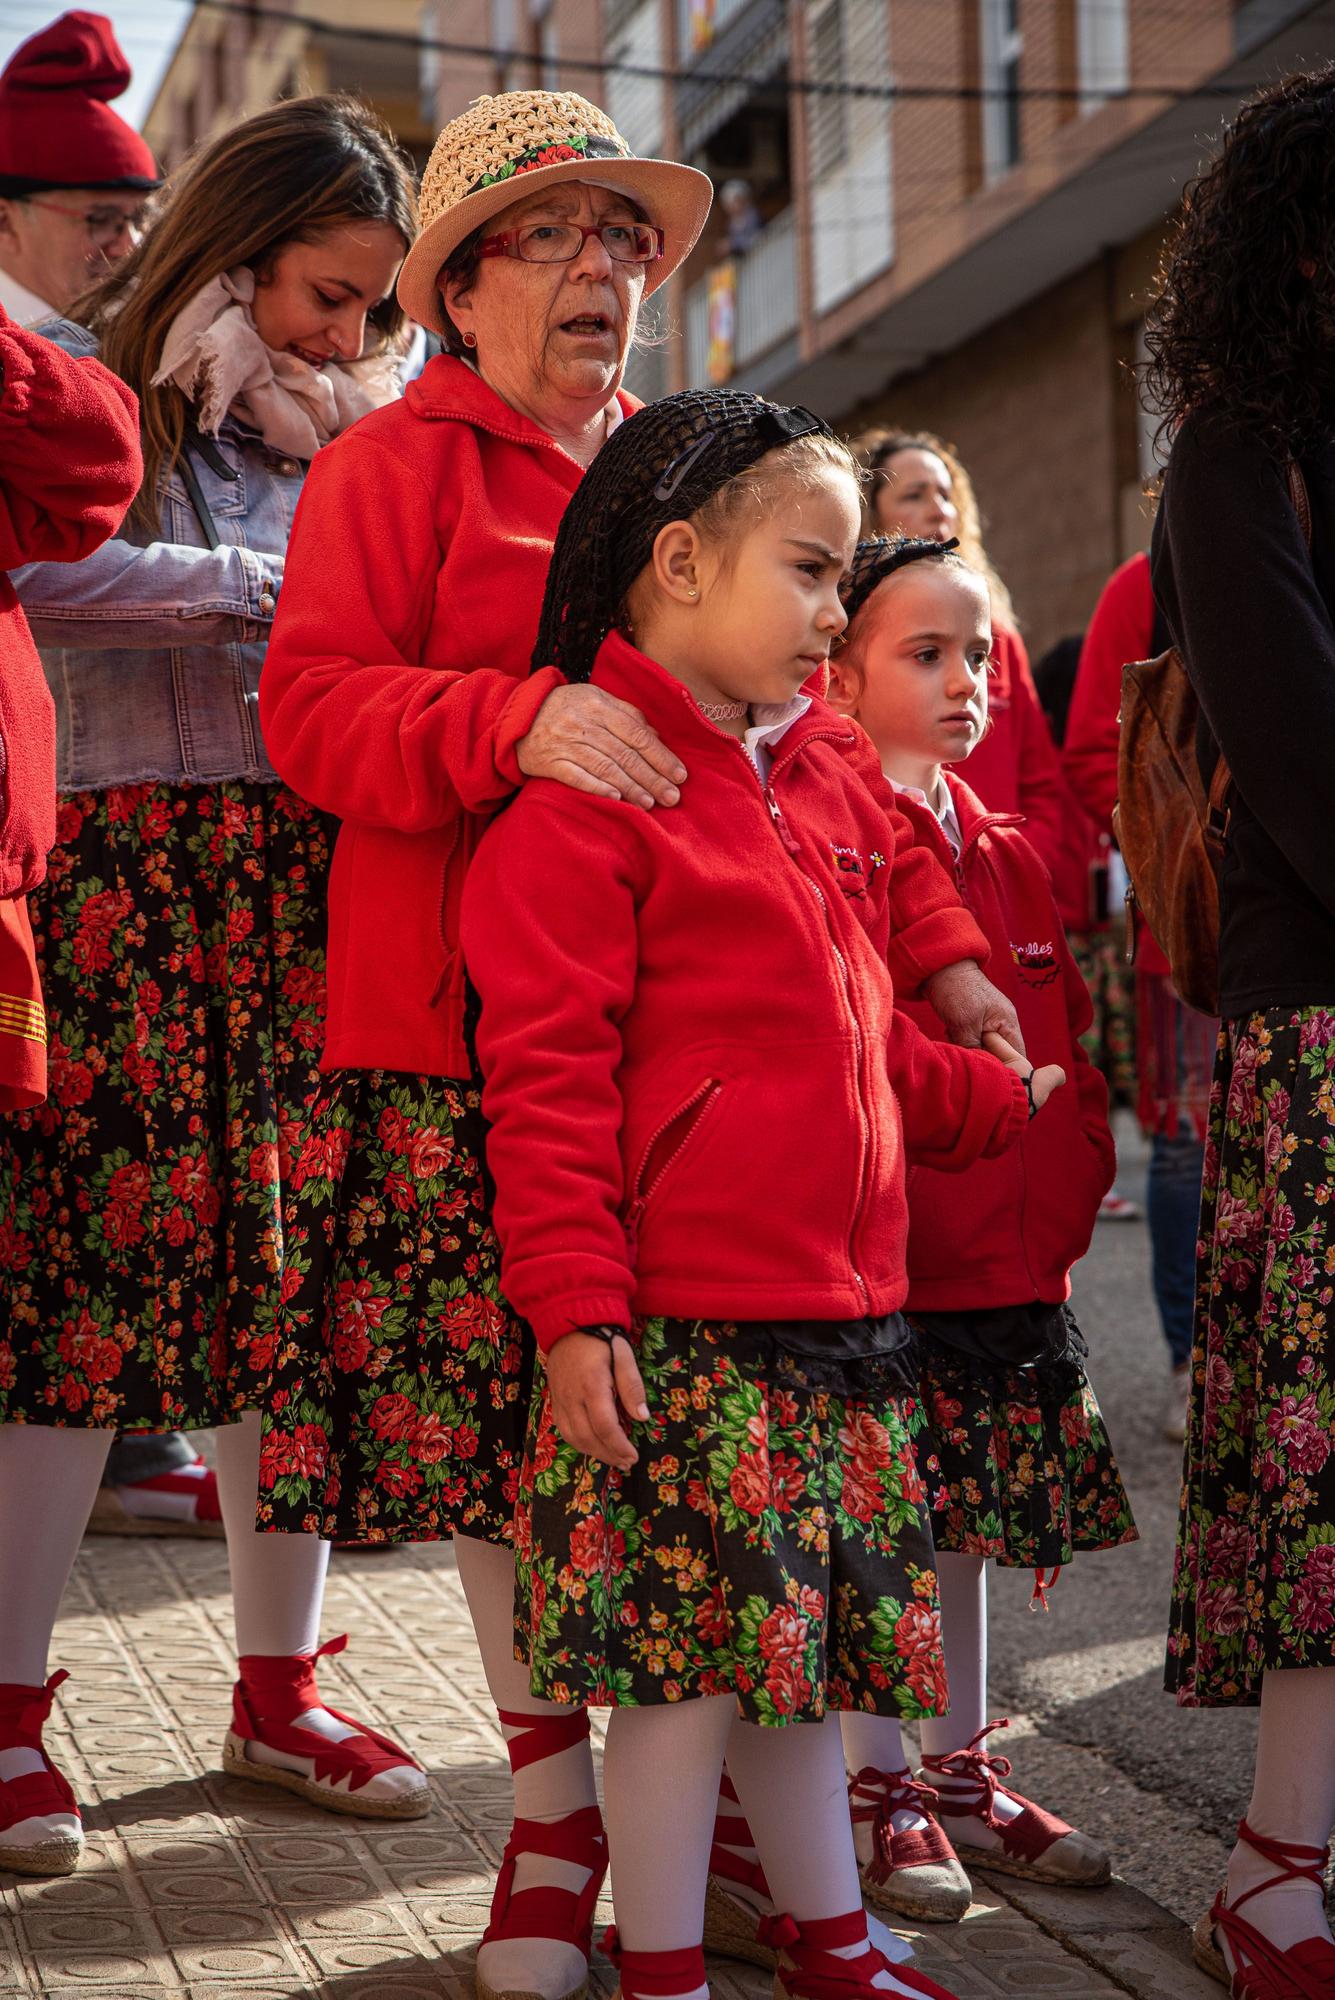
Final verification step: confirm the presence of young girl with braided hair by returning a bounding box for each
[820,536,1135,1924]
[460,389,1066,2000]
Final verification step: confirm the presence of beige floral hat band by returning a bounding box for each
[396,89,714,336]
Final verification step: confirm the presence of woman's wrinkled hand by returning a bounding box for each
[924,959,1027,1057]
[983,1030,1065,1115]
[544,1329,649,1469]
[517,683,686,809]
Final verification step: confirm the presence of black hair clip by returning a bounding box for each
[754,403,830,446]
[653,430,717,502]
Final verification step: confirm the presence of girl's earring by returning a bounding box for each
[462,331,477,349]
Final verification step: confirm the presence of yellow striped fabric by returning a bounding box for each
[0,993,46,1044]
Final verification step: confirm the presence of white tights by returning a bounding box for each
[840,1550,987,1794]
[608,1699,929,1998]
[1223,1667,1335,1964]
[453,1534,600,2000]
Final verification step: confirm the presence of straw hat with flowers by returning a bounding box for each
[397,89,713,334]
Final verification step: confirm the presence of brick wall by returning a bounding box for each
[842,257,1128,656]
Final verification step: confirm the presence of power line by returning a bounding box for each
[178,0,1297,105]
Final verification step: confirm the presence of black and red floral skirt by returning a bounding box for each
[514,1315,948,1727]
[0,782,333,1431]
[256,1069,529,1545]
[911,1307,1137,1571]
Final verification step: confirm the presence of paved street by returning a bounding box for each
[0,1119,1251,1997]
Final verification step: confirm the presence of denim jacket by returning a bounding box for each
[12,317,294,791]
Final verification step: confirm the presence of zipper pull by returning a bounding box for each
[1123,881,1139,966]
[765,785,801,856]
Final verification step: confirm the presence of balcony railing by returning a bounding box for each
[684,207,798,386]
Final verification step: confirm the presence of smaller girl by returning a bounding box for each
[461,392,1064,2000]
[826,537,1137,1924]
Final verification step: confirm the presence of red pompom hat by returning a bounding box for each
[0,10,159,195]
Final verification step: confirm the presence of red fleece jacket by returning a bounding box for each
[461,635,1027,1353]
[0,310,139,895]
[954,623,1064,877]
[897,776,1116,1310]
[262,356,1002,1078]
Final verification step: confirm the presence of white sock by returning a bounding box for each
[725,1712,917,1995]
[0,1423,111,1851]
[216,1414,419,1802]
[840,1713,933,1858]
[454,1533,602,2000]
[603,1693,734,2000]
[917,1553,1026,1850]
[1223,1667,1335,1966]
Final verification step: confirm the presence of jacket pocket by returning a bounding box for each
[624,1079,724,1247]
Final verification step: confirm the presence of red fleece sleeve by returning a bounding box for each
[888,1009,1028,1169]
[1063,556,1154,835]
[0,315,140,568]
[461,790,642,1352]
[838,727,990,990]
[259,430,562,834]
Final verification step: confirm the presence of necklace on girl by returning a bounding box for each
[697,698,749,721]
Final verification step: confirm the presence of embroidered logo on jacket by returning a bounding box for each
[1009,937,1060,988]
[830,843,869,898]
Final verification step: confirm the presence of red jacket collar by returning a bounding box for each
[405,351,638,444]
[590,628,857,765]
[892,767,1023,863]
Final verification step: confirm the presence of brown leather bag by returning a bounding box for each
[1113,458,1311,1017]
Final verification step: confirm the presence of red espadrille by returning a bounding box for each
[478,1707,609,2000]
[764,1911,960,2000]
[222,1634,428,1818]
[848,1766,971,1923]
[1193,1820,1335,1999]
[0,1672,82,1877]
[603,1928,706,2000]
[921,1720,1110,1887]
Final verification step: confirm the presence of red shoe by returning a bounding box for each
[0,1672,82,1877]
[764,1911,960,2000]
[479,1707,609,2000]
[1193,1819,1335,1998]
[921,1720,1110,1886]
[848,1766,972,1923]
[87,1454,224,1539]
[603,1929,706,1999]
[222,1634,428,1818]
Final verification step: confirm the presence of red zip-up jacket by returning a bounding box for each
[461,634,1028,1353]
[896,776,1116,1310]
[262,358,1002,1078]
[0,309,139,896]
[955,623,1064,877]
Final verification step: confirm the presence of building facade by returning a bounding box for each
[426,0,1335,651]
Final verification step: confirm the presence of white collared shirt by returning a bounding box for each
[890,773,963,860]
[742,694,812,782]
[0,266,55,329]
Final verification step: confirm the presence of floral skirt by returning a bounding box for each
[515,1316,946,1727]
[1070,930,1136,1110]
[1167,1009,1335,1706]
[257,1070,529,1545]
[0,783,332,1431]
[913,1315,1137,1571]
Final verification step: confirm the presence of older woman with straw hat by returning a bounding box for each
[257,88,1025,2000]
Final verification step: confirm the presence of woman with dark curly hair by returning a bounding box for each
[1147,62,1335,1999]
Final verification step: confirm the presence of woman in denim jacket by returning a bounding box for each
[0,95,426,1880]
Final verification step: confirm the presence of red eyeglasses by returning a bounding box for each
[477,221,665,265]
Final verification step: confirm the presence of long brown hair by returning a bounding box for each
[852,424,1017,630]
[74,94,417,526]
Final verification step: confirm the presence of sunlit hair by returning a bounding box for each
[532,389,860,684]
[836,536,986,698]
[1143,63,1335,456]
[851,424,1016,630]
[73,94,417,527]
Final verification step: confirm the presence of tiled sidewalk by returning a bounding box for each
[1,1534,1210,1999]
